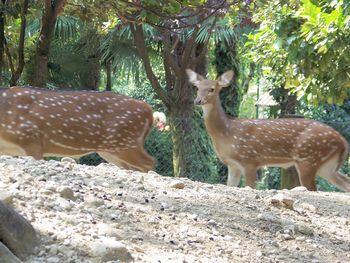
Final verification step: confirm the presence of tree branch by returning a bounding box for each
[162,31,174,90]
[162,29,180,77]
[181,26,200,69]
[117,0,228,31]
[129,23,169,105]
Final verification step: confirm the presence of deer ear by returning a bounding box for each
[217,70,234,87]
[186,69,204,86]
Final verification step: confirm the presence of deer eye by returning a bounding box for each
[209,88,215,93]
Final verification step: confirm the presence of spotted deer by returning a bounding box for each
[186,69,350,191]
[0,86,155,172]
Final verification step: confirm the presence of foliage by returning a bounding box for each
[245,0,350,105]
[239,91,258,118]
[256,168,281,190]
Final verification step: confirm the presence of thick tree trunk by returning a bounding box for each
[281,167,300,189]
[130,23,212,179]
[31,0,66,87]
[168,97,193,177]
[80,56,100,90]
[79,27,100,90]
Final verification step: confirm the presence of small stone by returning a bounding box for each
[58,245,74,257]
[58,186,75,200]
[290,186,308,191]
[257,213,280,223]
[298,202,317,213]
[47,256,61,263]
[296,224,314,236]
[256,250,263,257]
[0,190,14,206]
[56,198,73,211]
[134,246,144,253]
[269,193,294,209]
[138,175,144,183]
[296,236,306,241]
[90,238,133,262]
[170,180,185,189]
[37,176,47,182]
[61,157,76,164]
[278,233,293,240]
[208,219,217,226]
[84,195,104,208]
[97,223,122,239]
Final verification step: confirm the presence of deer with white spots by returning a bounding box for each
[0,86,155,172]
[186,69,350,191]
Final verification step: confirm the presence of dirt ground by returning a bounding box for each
[0,156,349,263]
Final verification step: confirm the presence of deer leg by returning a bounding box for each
[243,166,257,188]
[320,171,350,192]
[316,154,350,192]
[227,166,241,187]
[99,148,155,172]
[23,144,43,160]
[98,152,132,170]
[295,163,317,191]
[116,147,155,172]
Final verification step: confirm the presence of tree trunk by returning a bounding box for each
[0,4,4,84]
[281,167,300,189]
[130,23,212,179]
[77,26,100,90]
[168,98,193,177]
[80,56,100,90]
[105,60,112,91]
[31,0,66,87]
[9,0,29,86]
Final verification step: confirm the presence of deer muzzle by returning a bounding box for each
[194,97,204,106]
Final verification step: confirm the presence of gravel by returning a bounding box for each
[0,155,349,263]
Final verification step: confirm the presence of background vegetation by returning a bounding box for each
[0,0,349,191]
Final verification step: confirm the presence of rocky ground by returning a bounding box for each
[0,155,349,263]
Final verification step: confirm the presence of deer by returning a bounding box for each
[0,86,155,172]
[186,69,350,192]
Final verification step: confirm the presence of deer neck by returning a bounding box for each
[201,96,229,136]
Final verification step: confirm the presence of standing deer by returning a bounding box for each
[0,86,155,172]
[186,69,350,191]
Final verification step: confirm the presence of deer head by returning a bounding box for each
[186,69,234,106]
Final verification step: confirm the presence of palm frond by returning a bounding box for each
[179,17,237,46]
[26,18,40,38]
[25,16,80,42]
[54,16,80,42]
[100,22,162,83]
